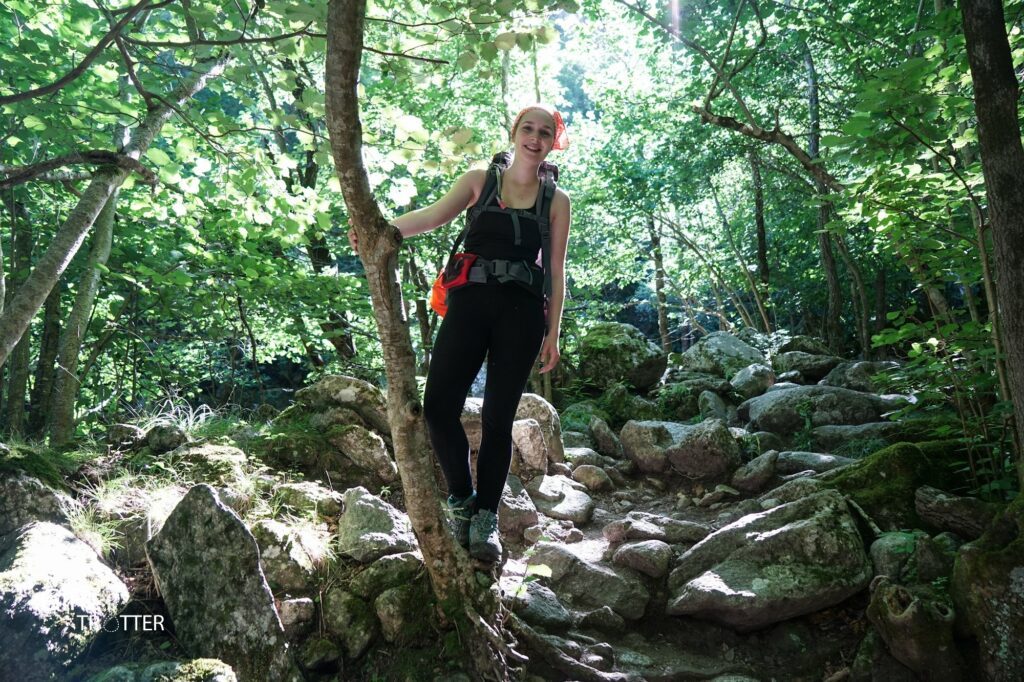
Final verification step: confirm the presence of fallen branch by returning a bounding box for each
[508,614,642,682]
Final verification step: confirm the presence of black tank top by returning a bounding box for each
[464,191,542,263]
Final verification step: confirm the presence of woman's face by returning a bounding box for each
[512,110,556,160]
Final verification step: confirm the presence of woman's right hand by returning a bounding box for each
[347,228,358,254]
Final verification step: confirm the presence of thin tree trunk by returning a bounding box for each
[5,200,34,434]
[646,215,671,352]
[27,284,61,437]
[49,191,117,445]
[0,52,228,369]
[748,148,770,287]
[805,47,844,352]
[324,2,520,678]
[832,233,872,358]
[709,182,772,332]
[961,0,1024,488]
[873,269,888,334]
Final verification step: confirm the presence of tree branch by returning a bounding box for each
[693,105,844,192]
[122,23,314,47]
[0,0,158,105]
[0,152,156,190]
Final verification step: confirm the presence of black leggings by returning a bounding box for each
[423,282,546,513]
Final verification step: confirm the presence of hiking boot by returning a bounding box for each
[445,491,476,547]
[469,509,502,562]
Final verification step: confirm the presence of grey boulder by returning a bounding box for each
[335,487,416,563]
[738,385,890,434]
[667,489,873,630]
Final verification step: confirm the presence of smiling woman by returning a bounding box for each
[348,103,572,563]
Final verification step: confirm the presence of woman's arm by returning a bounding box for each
[539,187,571,373]
[393,169,486,237]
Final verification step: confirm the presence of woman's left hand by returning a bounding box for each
[538,334,560,374]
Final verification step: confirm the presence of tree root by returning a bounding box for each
[508,614,642,682]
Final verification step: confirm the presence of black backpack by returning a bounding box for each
[445,152,557,299]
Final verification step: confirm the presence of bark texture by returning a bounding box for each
[27,286,61,437]
[323,2,516,678]
[49,191,117,445]
[960,0,1024,487]
[5,201,34,433]
[0,53,227,369]
[647,215,671,352]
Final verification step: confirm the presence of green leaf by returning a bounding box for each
[23,115,46,131]
[146,147,172,167]
[494,32,517,51]
[456,51,478,71]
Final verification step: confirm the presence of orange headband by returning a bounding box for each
[510,104,569,151]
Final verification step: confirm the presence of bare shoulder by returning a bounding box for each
[553,186,571,205]
[551,186,571,220]
[461,168,488,204]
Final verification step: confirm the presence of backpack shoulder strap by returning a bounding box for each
[536,167,557,299]
[448,160,504,259]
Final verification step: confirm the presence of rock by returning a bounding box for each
[589,416,624,459]
[772,351,843,382]
[0,473,75,536]
[349,551,424,599]
[612,540,672,578]
[335,487,416,563]
[321,589,378,659]
[776,334,832,355]
[516,394,566,464]
[602,511,709,545]
[499,475,539,538]
[250,519,324,593]
[951,495,1024,681]
[766,381,800,392]
[88,659,238,682]
[731,450,778,493]
[278,598,316,630]
[869,531,923,581]
[512,418,549,474]
[619,420,681,474]
[509,580,573,630]
[665,418,743,482]
[656,376,733,422]
[729,363,776,400]
[850,630,917,682]
[146,422,188,454]
[577,321,668,391]
[572,464,614,492]
[810,421,912,454]
[328,424,399,484]
[107,423,146,450]
[0,522,129,679]
[867,576,964,679]
[559,401,610,435]
[273,481,344,518]
[598,383,662,428]
[775,451,855,475]
[298,637,341,673]
[825,443,958,530]
[530,542,650,620]
[777,370,803,383]
[293,375,390,437]
[374,582,432,645]
[738,385,890,434]
[564,447,610,469]
[577,605,626,633]
[749,431,785,454]
[820,360,899,393]
[171,444,248,485]
[915,485,997,541]
[525,475,595,524]
[698,390,730,421]
[561,431,593,449]
[696,484,740,507]
[677,332,765,378]
[145,484,300,681]
[667,490,873,630]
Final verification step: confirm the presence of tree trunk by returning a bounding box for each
[873,269,888,334]
[49,192,117,445]
[646,215,671,352]
[960,0,1024,488]
[26,278,61,437]
[324,2,519,678]
[832,232,872,358]
[0,53,228,369]
[805,47,844,352]
[709,182,772,332]
[5,201,33,434]
[748,148,770,287]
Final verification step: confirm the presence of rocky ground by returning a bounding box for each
[0,326,1020,681]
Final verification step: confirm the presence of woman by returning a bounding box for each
[349,104,571,562]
